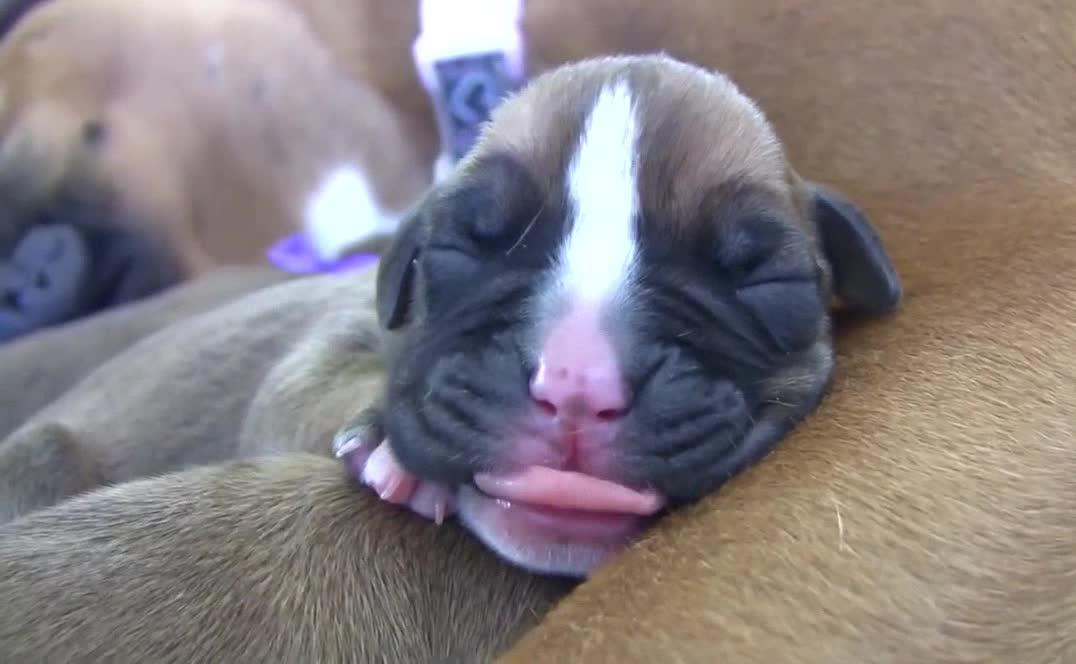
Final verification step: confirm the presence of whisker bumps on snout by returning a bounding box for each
[365,53,901,576]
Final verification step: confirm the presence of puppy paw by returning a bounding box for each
[360,441,458,524]
[332,407,385,465]
[332,409,457,524]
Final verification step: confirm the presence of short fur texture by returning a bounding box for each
[0,269,381,523]
[0,265,578,662]
[0,0,1072,661]
[0,265,291,439]
[357,54,899,576]
[0,454,573,662]
[494,0,1076,661]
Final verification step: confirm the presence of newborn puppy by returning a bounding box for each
[0,265,291,439]
[335,54,902,577]
[0,454,574,662]
[0,0,431,341]
[0,192,187,344]
[0,269,380,525]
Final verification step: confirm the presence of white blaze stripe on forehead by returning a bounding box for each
[556,81,641,305]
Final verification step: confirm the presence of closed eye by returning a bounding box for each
[735,279,825,353]
[422,244,485,305]
[737,274,817,289]
[426,243,481,256]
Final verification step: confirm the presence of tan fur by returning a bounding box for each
[0,227,581,664]
[491,1,1076,661]
[0,265,291,439]
[0,268,384,523]
[0,263,576,662]
[0,0,1072,660]
[475,56,788,234]
[284,0,440,172]
[0,454,573,662]
[0,0,430,276]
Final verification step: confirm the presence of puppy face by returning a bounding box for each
[0,195,185,343]
[377,55,901,576]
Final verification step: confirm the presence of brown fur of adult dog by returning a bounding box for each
[280,0,1076,659]
[0,0,431,340]
[1,1,1073,661]
[285,12,1076,659]
[491,1,1076,662]
[335,52,901,578]
[0,267,380,523]
[0,265,291,439]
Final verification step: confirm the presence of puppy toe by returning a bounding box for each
[332,433,374,460]
[360,439,418,504]
[408,482,459,525]
[338,423,458,523]
[332,407,384,459]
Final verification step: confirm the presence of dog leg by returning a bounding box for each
[0,422,104,524]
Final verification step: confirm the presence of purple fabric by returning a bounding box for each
[267,233,379,274]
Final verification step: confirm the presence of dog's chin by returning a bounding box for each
[456,485,654,578]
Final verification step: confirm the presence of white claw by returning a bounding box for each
[333,436,364,458]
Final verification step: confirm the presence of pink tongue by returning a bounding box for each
[473,467,666,515]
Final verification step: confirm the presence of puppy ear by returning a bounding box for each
[376,204,428,330]
[807,183,902,315]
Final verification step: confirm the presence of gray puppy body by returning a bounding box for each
[0,265,291,439]
[0,264,574,663]
[0,268,378,523]
[0,454,573,663]
[0,53,905,660]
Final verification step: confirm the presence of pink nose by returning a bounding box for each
[529,304,628,420]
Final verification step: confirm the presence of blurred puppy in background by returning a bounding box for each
[0,0,431,342]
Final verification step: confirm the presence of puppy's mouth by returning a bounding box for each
[458,466,667,577]
[474,467,664,515]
